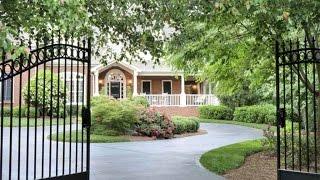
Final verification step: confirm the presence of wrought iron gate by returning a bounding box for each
[276,38,320,180]
[0,32,91,180]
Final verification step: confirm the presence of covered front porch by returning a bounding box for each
[91,61,219,106]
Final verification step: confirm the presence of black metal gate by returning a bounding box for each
[0,31,91,180]
[276,38,320,180]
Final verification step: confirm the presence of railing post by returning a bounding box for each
[180,74,186,106]
[93,71,99,96]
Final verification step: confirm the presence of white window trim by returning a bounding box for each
[60,72,85,105]
[141,80,152,94]
[0,73,14,103]
[162,80,172,94]
[105,69,126,99]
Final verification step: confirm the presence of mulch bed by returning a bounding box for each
[224,152,277,180]
[128,129,207,142]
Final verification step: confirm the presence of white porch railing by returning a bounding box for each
[186,94,219,106]
[142,94,181,106]
[138,94,219,106]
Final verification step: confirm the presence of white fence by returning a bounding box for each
[139,94,219,106]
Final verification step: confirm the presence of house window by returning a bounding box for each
[61,72,84,104]
[162,80,172,94]
[142,80,151,94]
[1,77,12,101]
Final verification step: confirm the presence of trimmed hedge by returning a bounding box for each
[199,105,233,120]
[172,116,200,134]
[233,104,276,125]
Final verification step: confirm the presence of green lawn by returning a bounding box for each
[50,131,130,143]
[0,117,75,127]
[200,139,264,175]
[197,118,276,131]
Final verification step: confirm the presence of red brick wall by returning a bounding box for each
[7,63,89,107]
[137,76,182,94]
[152,106,199,119]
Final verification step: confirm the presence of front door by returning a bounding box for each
[111,82,121,99]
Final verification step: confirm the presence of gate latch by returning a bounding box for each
[82,107,91,128]
[278,108,286,128]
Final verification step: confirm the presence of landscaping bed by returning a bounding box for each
[200,140,264,175]
[49,96,203,143]
[224,152,276,180]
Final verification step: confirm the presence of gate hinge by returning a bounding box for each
[278,108,286,128]
[82,107,91,128]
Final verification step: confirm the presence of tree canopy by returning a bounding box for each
[165,0,320,99]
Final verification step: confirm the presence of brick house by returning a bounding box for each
[91,60,219,107]
[3,59,219,116]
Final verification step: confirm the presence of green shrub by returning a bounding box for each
[130,96,149,107]
[233,104,276,125]
[22,70,66,116]
[12,106,27,117]
[91,97,140,135]
[24,107,39,118]
[172,116,199,134]
[136,108,174,139]
[199,105,233,120]
[1,107,11,117]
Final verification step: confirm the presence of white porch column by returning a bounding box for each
[208,82,212,94]
[180,74,186,106]
[94,71,99,96]
[133,71,138,96]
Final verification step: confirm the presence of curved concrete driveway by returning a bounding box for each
[91,123,263,180]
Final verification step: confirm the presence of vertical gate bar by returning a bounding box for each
[56,30,61,176]
[86,38,91,180]
[62,34,67,175]
[312,37,317,172]
[296,39,302,171]
[275,41,281,172]
[9,60,13,180]
[75,38,80,173]
[282,42,287,169]
[41,37,47,179]
[81,39,85,172]
[69,34,74,174]
[49,32,54,177]
[0,49,3,180]
[289,40,295,170]
[304,37,310,172]
[18,39,24,180]
[34,37,40,180]
[26,38,32,180]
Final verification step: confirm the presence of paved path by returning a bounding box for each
[1,123,262,180]
[90,123,262,180]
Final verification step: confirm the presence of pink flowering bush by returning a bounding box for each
[135,108,174,139]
